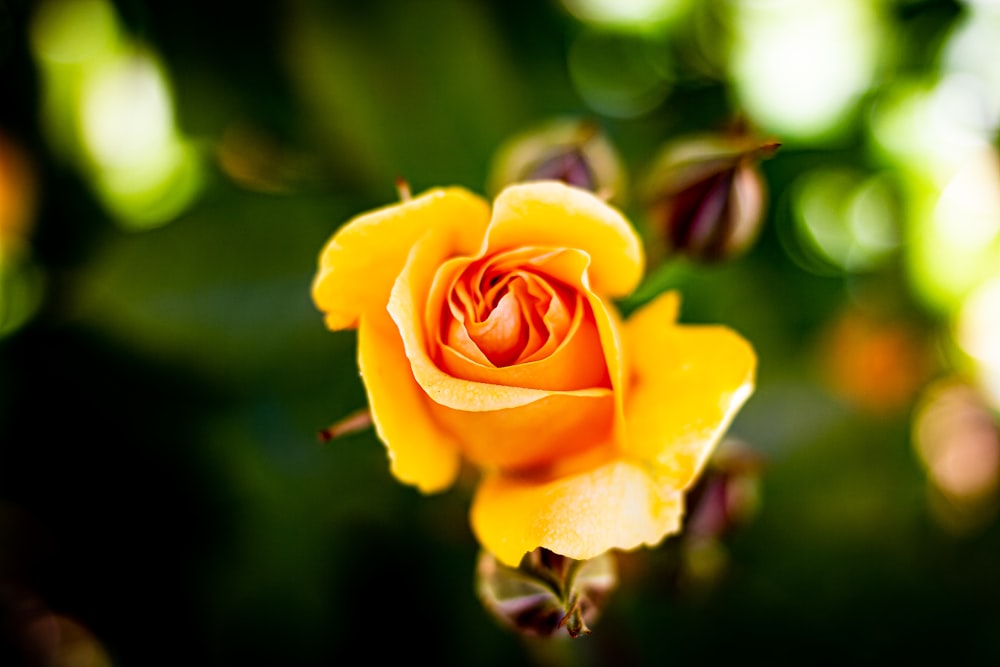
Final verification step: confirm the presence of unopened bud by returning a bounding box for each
[487,117,627,203]
[475,547,617,639]
[528,146,595,191]
[640,130,778,263]
[685,439,763,540]
[675,440,763,591]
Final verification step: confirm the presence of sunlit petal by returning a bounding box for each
[313,187,489,330]
[484,181,644,297]
[622,291,756,489]
[471,459,685,567]
[358,308,462,493]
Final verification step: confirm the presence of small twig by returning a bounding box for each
[318,407,373,443]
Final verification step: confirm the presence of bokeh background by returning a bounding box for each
[3,0,1000,664]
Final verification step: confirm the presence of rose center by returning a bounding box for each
[448,256,575,368]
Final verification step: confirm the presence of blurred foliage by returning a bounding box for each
[2,0,1000,665]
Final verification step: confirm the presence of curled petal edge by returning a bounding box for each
[471,458,685,567]
[313,187,490,331]
[389,226,611,411]
[484,181,644,298]
[358,309,462,493]
[622,290,757,490]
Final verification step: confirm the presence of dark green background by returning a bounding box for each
[3,0,999,665]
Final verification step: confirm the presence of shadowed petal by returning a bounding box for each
[429,391,614,472]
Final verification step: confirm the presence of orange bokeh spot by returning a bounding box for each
[818,306,936,415]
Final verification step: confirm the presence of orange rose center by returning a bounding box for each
[424,246,616,473]
[429,246,611,393]
[449,253,576,368]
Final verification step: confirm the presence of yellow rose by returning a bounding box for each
[312,181,756,567]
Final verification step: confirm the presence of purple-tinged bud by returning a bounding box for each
[640,130,779,263]
[475,547,617,639]
[685,439,763,541]
[673,440,763,591]
[487,117,627,203]
[528,145,596,191]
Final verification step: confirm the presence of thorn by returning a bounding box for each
[318,407,373,443]
[395,177,412,202]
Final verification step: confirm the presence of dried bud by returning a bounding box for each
[475,547,617,639]
[487,117,627,203]
[640,130,778,263]
[685,439,763,541]
[667,440,763,592]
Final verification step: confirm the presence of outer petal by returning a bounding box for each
[471,459,684,567]
[483,181,644,297]
[312,187,490,330]
[358,307,462,493]
[622,291,756,490]
[429,392,614,472]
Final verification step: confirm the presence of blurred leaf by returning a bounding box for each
[284,0,530,194]
[71,187,357,387]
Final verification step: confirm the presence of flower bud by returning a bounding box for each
[475,547,617,639]
[486,117,627,203]
[640,130,778,263]
[685,439,763,541]
[669,440,763,591]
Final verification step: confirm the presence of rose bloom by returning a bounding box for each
[312,181,756,567]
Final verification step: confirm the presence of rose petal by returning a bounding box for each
[312,187,489,330]
[471,459,685,567]
[441,247,579,365]
[357,308,462,493]
[389,228,608,410]
[429,247,610,391]
[429,391,614,472]
[466,289,526,366]
[483,181,644,298]
[436,300,608,391]
[585,288,628,446]
[518,277,571,363]
[622,291,756,489]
